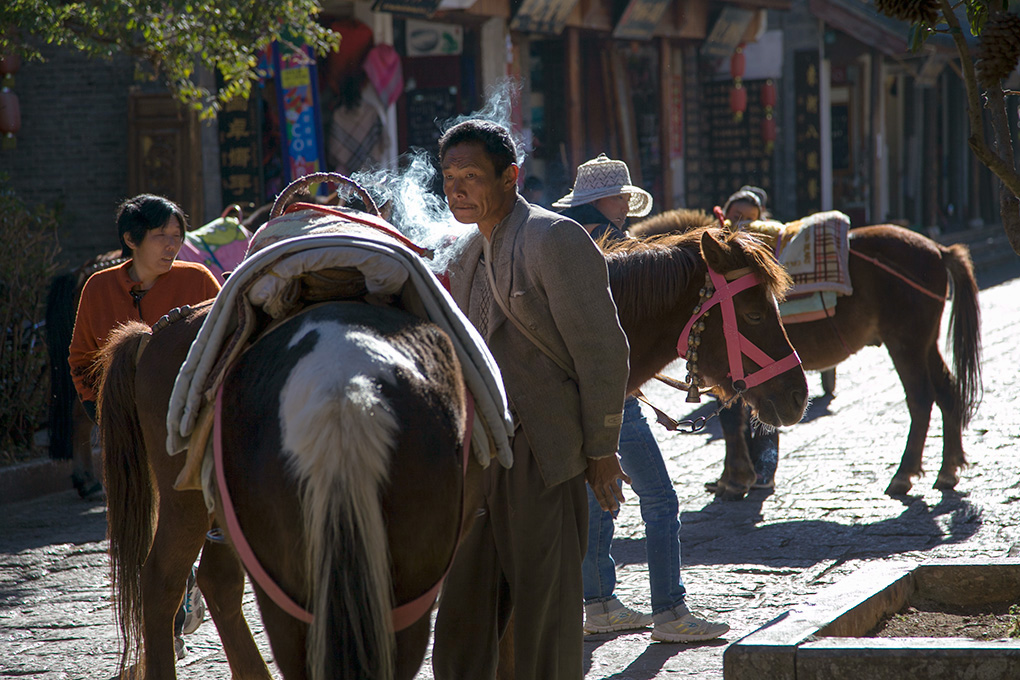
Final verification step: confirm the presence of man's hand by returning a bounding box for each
[585,454,631,513]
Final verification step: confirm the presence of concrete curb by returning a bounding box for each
[0,456,75,506]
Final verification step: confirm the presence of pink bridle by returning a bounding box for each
[677,265,802,392]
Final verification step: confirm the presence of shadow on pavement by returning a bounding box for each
[583,632,727,679]
[611,491,981,569]
[0,490,107,554]
[798,393,834,423]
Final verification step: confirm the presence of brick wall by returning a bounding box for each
[0,44,135,269]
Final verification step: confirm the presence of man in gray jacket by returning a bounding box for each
[432,119,631,679]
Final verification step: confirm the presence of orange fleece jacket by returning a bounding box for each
[68,259,221,403]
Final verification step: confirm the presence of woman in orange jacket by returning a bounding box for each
[69,194,220,417]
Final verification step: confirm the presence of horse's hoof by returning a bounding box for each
[933,472,959,490]
[885,478,912,496]
[705,480,749,500]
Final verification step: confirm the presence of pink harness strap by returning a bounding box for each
[214,385,474,631]
[850,248,947,301]
[677,266,801,391]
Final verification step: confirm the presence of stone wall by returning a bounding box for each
[0,45,135,269]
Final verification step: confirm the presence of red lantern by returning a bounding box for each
[0,54,21,76]
[761,116,776,143]
[0,87,21,149]
[730,44,745,80]
[729,87,747,121]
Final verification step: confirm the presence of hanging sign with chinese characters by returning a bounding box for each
[272,38,326,186]
[794,50,821,216]
[217,90,262,209]
[613,0,671,40]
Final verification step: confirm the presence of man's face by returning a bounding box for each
[442,141,517,229]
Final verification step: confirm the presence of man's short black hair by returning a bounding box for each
[438,119,518,175]
[116,194,187,257]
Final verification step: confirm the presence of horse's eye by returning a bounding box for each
[744,312,764,324]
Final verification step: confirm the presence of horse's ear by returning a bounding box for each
[700,229,731,272]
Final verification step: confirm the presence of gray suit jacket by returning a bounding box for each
[447,196,630,487]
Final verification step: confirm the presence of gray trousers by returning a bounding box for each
[433,432,588,680]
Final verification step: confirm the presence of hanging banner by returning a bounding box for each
[273,39,326,187]
[794,50,822,216]
[510,0,581,35]
[217,88,262,209]
[613,0,672,41]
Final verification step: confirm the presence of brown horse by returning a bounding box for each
[634,210,982,498]
[95,224,806,680]
[99,299,477,680]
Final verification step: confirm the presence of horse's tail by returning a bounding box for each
[281,368,399,680]
[96,320,154,673]
[44,271,79,460]
[942,243,982,426]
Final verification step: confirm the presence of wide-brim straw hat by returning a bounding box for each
[552,154,653,217]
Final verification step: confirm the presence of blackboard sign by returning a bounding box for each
[831,103,850,172]
[794,50,822,216]
[687,79,774,211]
[406,88,458,155]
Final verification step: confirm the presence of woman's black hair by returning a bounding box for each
[116,194,187,257]
[723,185,771,219]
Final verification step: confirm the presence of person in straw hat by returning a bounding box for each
[552,153,652,241]
[556,154,731,643]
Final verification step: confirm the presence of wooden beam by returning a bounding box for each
[659,37,674,210]
[566,28,584,173]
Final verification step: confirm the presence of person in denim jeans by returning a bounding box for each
[556,155,730,642]
[581,396,729,641]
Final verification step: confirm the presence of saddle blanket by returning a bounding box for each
[775,210,852,297]
[166,208,515,493]
[778,290,838,324]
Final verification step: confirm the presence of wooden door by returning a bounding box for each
[127,91,203,226]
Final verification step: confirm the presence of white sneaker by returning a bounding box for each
[651,605,730,642]
[174,635,187,660]
[584,597,653,634]
[180,568,205,635]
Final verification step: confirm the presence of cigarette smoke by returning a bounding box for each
[350,78,525,274]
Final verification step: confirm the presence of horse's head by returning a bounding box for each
[689,228,807,427]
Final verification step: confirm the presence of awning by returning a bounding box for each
[807,0,909,57]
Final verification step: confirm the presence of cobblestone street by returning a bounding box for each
[2,264,1019,680]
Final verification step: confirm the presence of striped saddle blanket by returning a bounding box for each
[744,211,852,323]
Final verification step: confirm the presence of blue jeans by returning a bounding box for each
[583,396,686,615]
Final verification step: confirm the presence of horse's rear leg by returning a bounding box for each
[885,347,936,496]
[197,537,274,679]
[395,616,433,680]
[928,347,967,490]
[708,401,756,500]
[251,590,308,680]
[140,494,209,679]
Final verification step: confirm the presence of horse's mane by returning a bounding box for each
[629,208,715,239]
[603,226,791,329]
